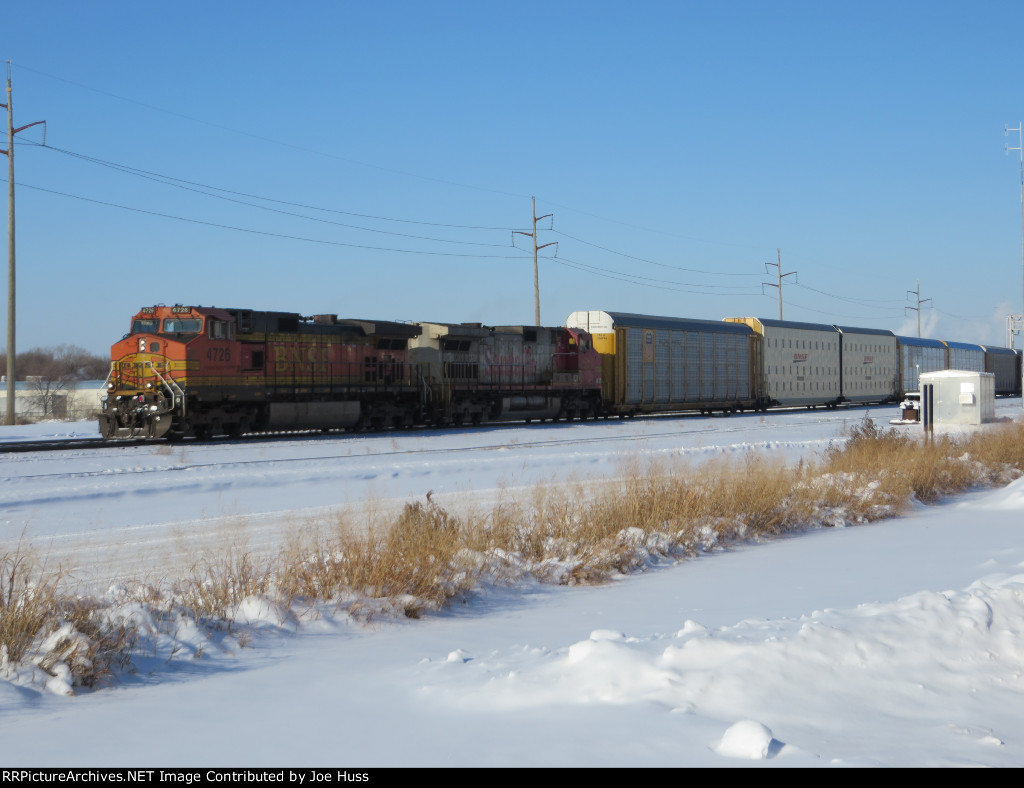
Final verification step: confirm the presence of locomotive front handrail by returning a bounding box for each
[144,360,186,417]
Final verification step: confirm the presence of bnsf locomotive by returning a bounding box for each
[98,305,603,440]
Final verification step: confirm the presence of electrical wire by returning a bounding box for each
[551,229,762,278]
[29,143,518,248]
[35,142,521,231]
[15,181,535,259]
[552,254,763,293]
[10,70,1008,322]
[16,63,531,200]
[549,256,763,296]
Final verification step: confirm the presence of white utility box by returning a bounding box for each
[919,370,995,426]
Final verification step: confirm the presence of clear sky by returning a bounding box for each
[4,0,1024,355]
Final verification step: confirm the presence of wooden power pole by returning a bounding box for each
[514,197,556,325]
[763,249,796,320]
[0,62,45,425]
[906,280,932,338]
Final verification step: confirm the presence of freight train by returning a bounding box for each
[98,305,1022,440]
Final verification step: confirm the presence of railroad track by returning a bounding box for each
[0,404,895,456]
[1,398,956,457]
[0,437,111,453]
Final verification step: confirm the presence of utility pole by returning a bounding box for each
[906,280,932,338]
[1006,125,1024,407]
[1,62,45,425]
[513,196,556,325]
[1006,125,1024,356]
[762,249,796,320]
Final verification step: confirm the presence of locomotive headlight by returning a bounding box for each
[146,382,153,389]
[107,383,115,390]
[149,405,158,412]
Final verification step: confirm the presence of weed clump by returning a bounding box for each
[0,547,135,693]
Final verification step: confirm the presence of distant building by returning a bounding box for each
[0,380,105,422]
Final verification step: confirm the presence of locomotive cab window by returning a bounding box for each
[132,318,159,334]
[208,320,234,340]
[162,318,202,334]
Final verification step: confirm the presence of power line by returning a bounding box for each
[550,255,763,296]
[539,197,771,252]
[11,68,1003,327]
[35,142,520,231]
[17,65,790,260]
[16,144,783,295]
[554,254,762,292]
[12,180,535,259]
[781,298,908,322]
[794,280,907,308]
[551,229,762,277]
[28,143,518,248]
[17,63,531,200]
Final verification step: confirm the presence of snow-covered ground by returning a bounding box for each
[1,402,1023,767]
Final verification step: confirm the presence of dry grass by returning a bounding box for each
[6,415,1024,692]
[821,417,1024,505]
[176,549,278,626]
[0,546,61,667]
[279,499,483,618]
[0,545,135,690]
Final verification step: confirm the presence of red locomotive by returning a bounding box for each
[98,305,603,440]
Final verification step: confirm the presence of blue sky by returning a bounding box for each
[4,1,1024,354]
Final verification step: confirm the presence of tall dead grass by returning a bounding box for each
[5,416,1024,692]
[278,499,482,618]
[821,417,1024,504]
[0,545,135,690]
[176,549,277,625]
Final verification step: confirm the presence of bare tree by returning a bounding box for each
[0,345,108,419]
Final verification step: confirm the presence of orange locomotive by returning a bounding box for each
[99,305,603,440]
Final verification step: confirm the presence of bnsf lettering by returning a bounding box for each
[272,345,331,364]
